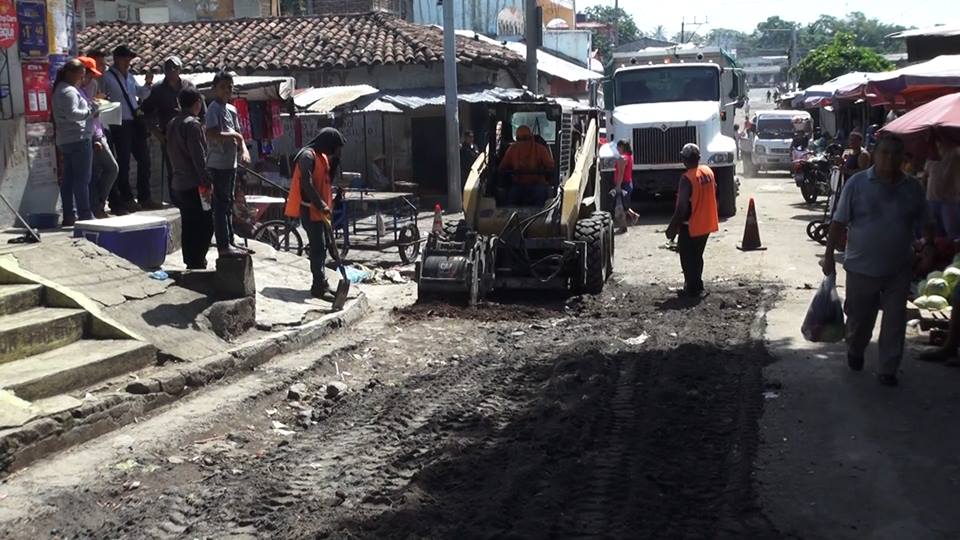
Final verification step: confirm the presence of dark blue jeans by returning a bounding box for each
[208,168,236,250]
[59,140,94,221]
[301,218,329,290]
[508,183,549,207]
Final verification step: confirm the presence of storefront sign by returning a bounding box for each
[233,98,252,141]
[22,61,50,122]
[16,0,46,59]
[269,100,283,139]
[0,0,18,49]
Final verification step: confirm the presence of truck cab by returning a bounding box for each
[747,110,812,174]
[599,55,745,218]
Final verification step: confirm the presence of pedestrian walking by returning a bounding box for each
[842,130,871,179]
[52,59,97,226]
[284,128,346,299]
[822,134,935,386]
[102,45,156,212]
[205,70,249,258]
[141,56,205,201]
[766,90,772,102]
[166,88,214,269]
[922,139,960,240]
[666,143,719,298]
[613,139,640,230]
[77,56,118,219]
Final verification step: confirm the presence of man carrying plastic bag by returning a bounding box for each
[801,273,846,343]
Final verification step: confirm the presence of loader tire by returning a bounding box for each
[593,211,615,276]
[575,216,606,295]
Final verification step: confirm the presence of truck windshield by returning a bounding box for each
[614,67,720,105]
[756,118,797,139]
[510,112,557,143]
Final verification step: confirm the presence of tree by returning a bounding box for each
[794,33,894,88]
[705,28,748,51]
[582,6,641,64]
[751,16,799,54]
[652,25,668,42]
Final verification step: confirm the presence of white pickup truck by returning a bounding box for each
[745,110,812,175]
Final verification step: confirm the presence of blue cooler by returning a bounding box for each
[74,215,170,269]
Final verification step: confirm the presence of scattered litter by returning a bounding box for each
[125,481,141,491]
[167,456,185,465]
[510,331,525,338]
[763,391,780,400]
[114,458,139,471]
[271,420,289,430]
[0,492,6,501]
[265,408,278,417]
[669,332,678,338]
[345,265,371,284]
[271,420,296,436]
[148,270,169,280]
[623,332,650,346]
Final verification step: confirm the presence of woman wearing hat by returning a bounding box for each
[52,59,98,226]
[77,56,118,219]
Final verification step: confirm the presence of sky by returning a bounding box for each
[577,0,956,36]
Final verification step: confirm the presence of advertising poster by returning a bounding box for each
[48,53,68,89]
[22,61,50,122]
[233,98,252,141]
[45,0,73,54]
[15,0,46,59]
[0,0,18,50]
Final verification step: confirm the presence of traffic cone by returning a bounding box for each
[432,203,443,235]
[737,198,767,251]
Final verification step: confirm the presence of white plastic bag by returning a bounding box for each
[801,273,846,342]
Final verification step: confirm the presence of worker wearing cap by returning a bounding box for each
[142,56,205,200]
[666,143,719,298]
[102,45,157,213]
[77,56,118,219]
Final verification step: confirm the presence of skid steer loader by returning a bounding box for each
[416,96,614,304]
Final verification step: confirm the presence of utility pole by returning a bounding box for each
[525,0,539,93]
[442,0,462,212]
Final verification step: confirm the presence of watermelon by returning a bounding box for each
[928,271,944,281]
[944,266,960,289]
[925,278,952,299]
[927,295,950,311]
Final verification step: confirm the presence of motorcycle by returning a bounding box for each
[794,143,844,204]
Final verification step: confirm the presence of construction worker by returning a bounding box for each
[666,143,719,298]
[285,128,346,299]
[498,125,555,207]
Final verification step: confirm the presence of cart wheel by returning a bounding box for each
[813,223,829,245]
[398,224,421,264]
[253,219,304,256]
[806,220,823,241]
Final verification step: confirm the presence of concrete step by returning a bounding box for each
[0,307,87,365]
[0,339,156,401]
[0,284,43,316]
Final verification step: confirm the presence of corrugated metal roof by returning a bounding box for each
[134,73,295,100]
[455,30,603,82]
[888,25,960,39]
[379,85,526,110]
[294,85,380,113]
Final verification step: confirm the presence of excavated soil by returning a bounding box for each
[10,281,780,539]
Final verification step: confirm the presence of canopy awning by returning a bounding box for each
[293,85,380,113]
[793,72,876,108]
[378,85,527,110]
[135,72,295,101]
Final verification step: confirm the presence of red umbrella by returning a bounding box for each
[880,91,960,160]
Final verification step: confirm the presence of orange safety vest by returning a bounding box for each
[682,165,720,238]
[284,150,332,222]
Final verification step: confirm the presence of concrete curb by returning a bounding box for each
[0,293,369,476]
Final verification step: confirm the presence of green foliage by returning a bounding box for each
[794,33,894,88]
[582,6,641,64]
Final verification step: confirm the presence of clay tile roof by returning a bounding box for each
[78,12,523,75]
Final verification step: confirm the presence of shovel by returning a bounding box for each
[320,217,350,311]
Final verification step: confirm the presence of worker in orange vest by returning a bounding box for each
[285,127,346,299]
[666,143,720,298]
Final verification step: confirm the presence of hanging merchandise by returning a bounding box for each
[233,98,252,140]
[22,61,50,122]
[15,0,46,60]
[0,0,18,50]
[269,100,283,139]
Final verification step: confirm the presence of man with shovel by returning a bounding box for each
[285,128,348,302]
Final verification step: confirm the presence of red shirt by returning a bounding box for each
[616,151,633,185]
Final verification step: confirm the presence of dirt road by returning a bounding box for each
[6,277,779,539]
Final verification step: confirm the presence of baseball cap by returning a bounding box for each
[164,56,183,68]
[680,143,701,160]
[76,56,102,77]
[112,45,137,59]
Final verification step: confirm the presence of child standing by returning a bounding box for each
[614,139,640,230]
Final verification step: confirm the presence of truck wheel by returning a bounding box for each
[716,167,738,219]
[575,216,606,294]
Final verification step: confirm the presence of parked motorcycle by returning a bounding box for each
[794,143,844,204]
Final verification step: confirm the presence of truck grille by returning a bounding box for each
[633,126,697,165]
